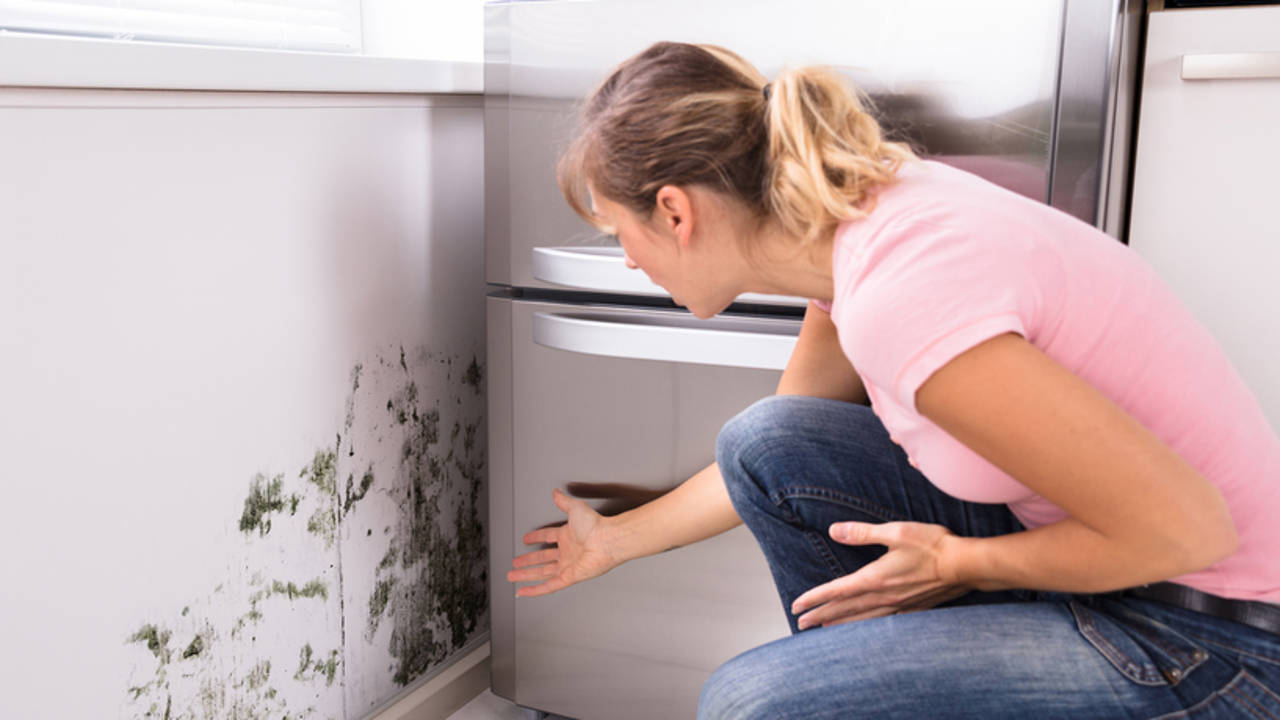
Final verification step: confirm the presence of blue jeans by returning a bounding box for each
[701,395,1280,719]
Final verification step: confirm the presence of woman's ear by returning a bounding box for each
[654,185,694,248]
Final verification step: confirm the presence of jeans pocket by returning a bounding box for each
[1151,670,1280,719]
[1070,598,1211,687]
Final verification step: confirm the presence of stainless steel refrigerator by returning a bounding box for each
[485,2,1143,718]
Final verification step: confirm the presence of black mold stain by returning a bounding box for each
[343,466,375,514]
[364,348,487,686]
[462,356,483,395]
[181,634,204,660]
[126,344,486,714]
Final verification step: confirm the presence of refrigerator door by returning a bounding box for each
[484,0,1137,292]
[488,295,799,719]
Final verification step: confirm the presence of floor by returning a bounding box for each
[447,689,575,720]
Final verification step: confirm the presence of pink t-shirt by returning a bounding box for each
[818,159,1280,602]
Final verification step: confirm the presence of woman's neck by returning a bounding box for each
[741,220,836,302]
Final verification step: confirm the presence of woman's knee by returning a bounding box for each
[698,650,774,720]
[716,395,878,499]
[698,641,828,720]
[715,395,802,502]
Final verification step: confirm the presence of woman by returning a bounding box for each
[506,42,1280,718]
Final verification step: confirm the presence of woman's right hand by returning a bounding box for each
[508,487,623,598]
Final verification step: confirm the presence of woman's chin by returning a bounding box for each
[686,301,729,319]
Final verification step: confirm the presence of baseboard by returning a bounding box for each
[369,642,491,720]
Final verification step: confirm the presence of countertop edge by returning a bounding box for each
[0,32,483,94]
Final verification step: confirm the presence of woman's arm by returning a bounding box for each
[511,302,864,594]
[602,301,866,563]
[919,332,1237,593]
[789,331,1238,628]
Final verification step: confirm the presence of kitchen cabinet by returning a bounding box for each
[1128,4,1280,432]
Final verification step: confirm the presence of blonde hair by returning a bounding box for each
[557,42,916,248]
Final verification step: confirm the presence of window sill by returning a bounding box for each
[0,31,482,94]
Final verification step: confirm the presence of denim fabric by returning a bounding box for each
[702,395,1280,719]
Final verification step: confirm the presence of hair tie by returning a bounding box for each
[762,83,772,101]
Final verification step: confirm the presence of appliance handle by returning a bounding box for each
[532,312,797,371]
[532,245,809,307]
[1182,52,1280,81]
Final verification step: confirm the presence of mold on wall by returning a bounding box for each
[121,345,487,719]
[340,346,489,714]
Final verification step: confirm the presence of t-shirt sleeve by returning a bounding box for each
[838,219,1041,411]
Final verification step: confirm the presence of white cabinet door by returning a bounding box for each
[1128,5,1280,433]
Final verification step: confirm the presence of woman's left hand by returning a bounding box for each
[790,520,972,630]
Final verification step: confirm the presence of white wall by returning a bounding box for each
[0,87,486,720]
[362,0,484,62]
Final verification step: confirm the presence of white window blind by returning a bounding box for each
[0,0,362,53]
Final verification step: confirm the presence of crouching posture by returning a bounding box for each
[509,41,1280,718]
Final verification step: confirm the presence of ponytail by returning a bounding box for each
[764,66,916,245]
[558,43,915,249]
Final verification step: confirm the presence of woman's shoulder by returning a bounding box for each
[839,158,1107,255]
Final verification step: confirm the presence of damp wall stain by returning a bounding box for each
[346,348,489,698]
[122,345,486,719]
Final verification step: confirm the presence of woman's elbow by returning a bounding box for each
[1178,499,1239,573]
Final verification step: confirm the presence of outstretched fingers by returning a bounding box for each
[513,548,557,568]
[792,569,885,616]
[522,526,563,545]
[508,563,558,583]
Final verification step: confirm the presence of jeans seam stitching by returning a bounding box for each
[1243,672,1280,712]
[1182,633,1280,669]
[774,486,898,523]
[804,529,847,578]
[1148,670,1247,720]
[1072,602,1166,685]
[1225,676,1273,720]
[1131,621,1201,668]
[1113,603,1207,668]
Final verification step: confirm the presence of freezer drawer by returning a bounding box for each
[488,295,798,719]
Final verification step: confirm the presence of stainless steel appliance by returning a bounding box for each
[486,2,1143,718]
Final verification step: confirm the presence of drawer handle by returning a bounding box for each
[1182,52,1280,81]
[531,245,807,307]
[532,312,797,371]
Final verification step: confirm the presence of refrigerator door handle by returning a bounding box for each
[532,245,668,296]
[532,311,798,371]
[532,245,810,307]
[1182,52,1280,80]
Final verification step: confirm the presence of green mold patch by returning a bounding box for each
[239,472,298,536]
[307,505,338,549]
[269,577,329,601]
[366,577,397,637]
[128,623,173,667]
[301,448,338,499]
[181,633,205,660]
[125,344,487,715]
[244,660,271,692]
[294,643,341,687]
